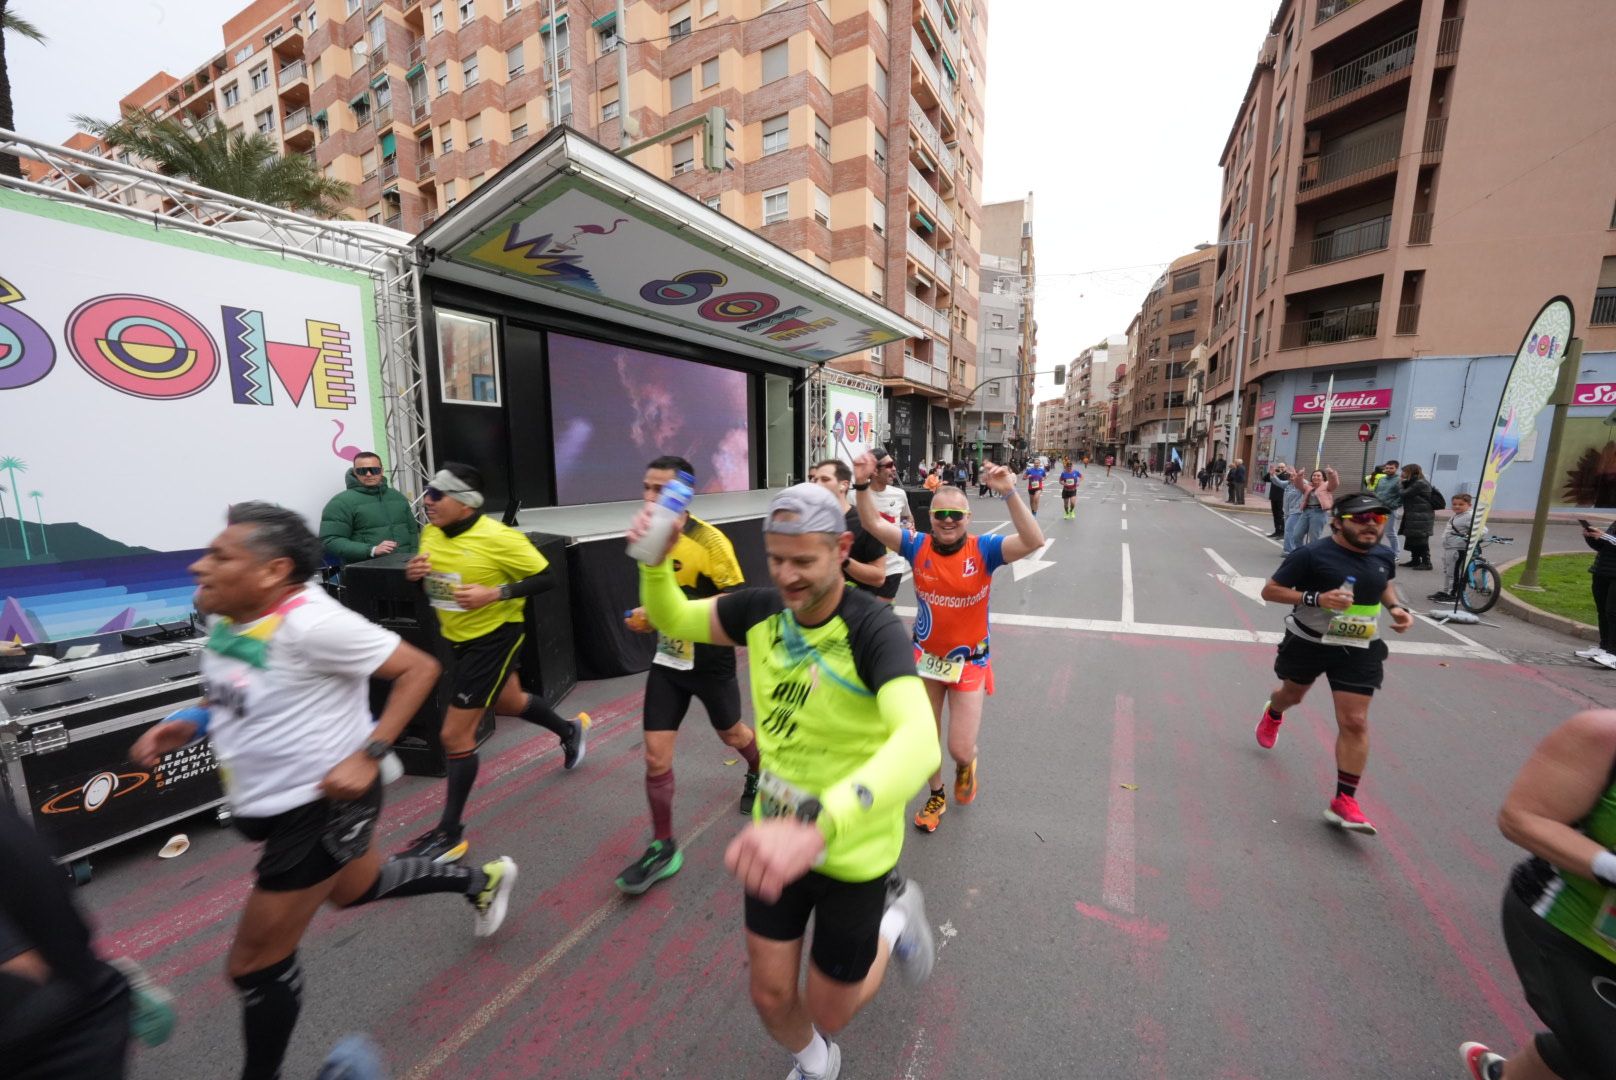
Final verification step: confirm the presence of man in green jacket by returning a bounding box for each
[320,453,421,565]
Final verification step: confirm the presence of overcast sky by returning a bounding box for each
[8,0,1280,405]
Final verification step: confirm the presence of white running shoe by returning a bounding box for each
[785,1040,841,1080]
[1595,652,1616,670]
[1575,646,1604,659]
[472,857,518,937]
[887,878,937,985]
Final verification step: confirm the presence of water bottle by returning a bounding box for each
[627,470,695,564]
[1342,575,1356,603]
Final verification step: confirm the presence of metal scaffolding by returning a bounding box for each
[805,363,884,462]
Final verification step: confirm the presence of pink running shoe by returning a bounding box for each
[1325,794,1378,836]
[1255,702,1283,749]
[1460,1042,1504,1080]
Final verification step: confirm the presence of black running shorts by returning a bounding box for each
[1273,632,1388,695]
[447,623,525,711]
[744,871,889,984]
[643,665,742,733]
[874,572,903,600]
[234,781,383,892]
[1501,886,1616,1079]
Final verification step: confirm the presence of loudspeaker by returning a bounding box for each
[517,532,577,709]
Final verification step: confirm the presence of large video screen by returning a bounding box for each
[547,333,752,505]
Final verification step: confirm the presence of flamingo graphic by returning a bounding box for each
[550,218,629,251]
[331,420,362,462]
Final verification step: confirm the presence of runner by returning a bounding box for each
[865,449,914,605]
[1255,492,1414,836]
[856,454,1045,834]
[808,458,889,593]
[1105,454,1114,477]
[631,481,939,1080]
[1023,459,1047,516]
[617,456,761,896]
[398,463,589,863]
[129,502,518,1080]
[1058,458,1083,520]
[1460,708,1616,1080]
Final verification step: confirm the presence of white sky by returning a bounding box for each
[8,0,1281,406]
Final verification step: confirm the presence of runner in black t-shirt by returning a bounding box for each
[1256,492,1415,837]
[809,459,889,593]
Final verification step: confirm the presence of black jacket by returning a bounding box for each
[1399,478,1436,537]
[1586,521,1616,577]
[1227,465,1247,485]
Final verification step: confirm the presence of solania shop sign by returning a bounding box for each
[1292,389,1393,415]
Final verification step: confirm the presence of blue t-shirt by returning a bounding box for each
[1025,467,1046,490]
[1059,468,1081,489]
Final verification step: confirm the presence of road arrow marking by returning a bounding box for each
[1012,538,1057,582]
[1205,547,1268,605]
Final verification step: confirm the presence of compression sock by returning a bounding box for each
[346,858,487,907]
[439,750,478,834]
[646,769,675,842]
[1336,770,1361,799]
[1266,704,1284,722]
[792,1031,830,1077]
[519,693,572,738]
[234,952,303,1080]
[734,733,761,773]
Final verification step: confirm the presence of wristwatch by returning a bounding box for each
[852,482,870,491]
[363,739,391,761]
[794,797,823,825]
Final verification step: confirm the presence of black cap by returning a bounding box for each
[1333,491,1390,518]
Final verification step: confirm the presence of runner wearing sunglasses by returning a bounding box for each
[1256,491,1414,836]
[854,453,1045,834]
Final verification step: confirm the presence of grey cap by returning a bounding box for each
[763,482,846,536]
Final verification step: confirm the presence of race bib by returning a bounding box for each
[756,771,814,820]
[1595,889,1616,948]
[424,571,464,611]
[1323,603,1380,649]
[916,651,965,683]
[652,632,695,671]
[1028,480,1042,491]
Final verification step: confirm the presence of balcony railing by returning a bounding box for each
[903,354,949,389]
[1315,0,1365,26]
[910,32,942,95]
[380,158,398,182]
[909,102,943,159]
[1278,302,1380,349]
[408,37,425,66]
[905,294,951,337]
[1421,116,1447,164]
[935,197,955,236]
[374,104,393,129]
[1296,126,1402,199]
[1395,303,1420,335]
[421,211,439,228]
[1435,16,1463,62]
[543,56,572,81]
[1305,29,1417,117]
[921,0,961,64]
[907,230,941,277]
[384,212,403,229]
[1590,291,1616,327]
[1290,214,1391,271]
[411,98,430,124]
[369,45,389,72]
[908,165,937,212]
[1408,211,1433,245]
[282,107,310,132]
[417,156,435,179]
[278,59,307,86]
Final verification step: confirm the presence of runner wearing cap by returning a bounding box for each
[1256,491,1415,836]
[863,450,914,604]
[399,462,589,864]
[630,481,939,1080]
[855,452,1045,834]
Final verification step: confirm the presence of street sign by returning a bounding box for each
[1358,423,1372,442]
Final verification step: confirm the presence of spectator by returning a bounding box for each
[319,453,420,566]
[1397,463,1436,570]
[1211,455,1228,489]
[923,465,943,492]
[1373,460,1403,557]
[1227,459,1248,505]
[1262,462,1291,538]
[1432,492,1485,604]
[1288,466,1338,551]
[1581,519,1616,668]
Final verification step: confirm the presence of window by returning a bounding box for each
[704,195,722,210]
[509,104,528,139]
[872,62,888,101]
[1272,94,1286,152]
[871,0,888,30]
[435,62,449,93]
[761,113,789,154]
[507,43,524,77]
[672,136,695,174]
[368,12,386,49]
[436,309,500,405]
[812,44,831,87]
[1168,331,1196,351]
[813,185,830,225]
[763,186,789,225]
[462,54,479,87]
[311,58,324,82]
[439,121,454,152]
[990,314,1004,329]
[430,3,444,32]
[361,148,377,178]
[556,80,572,121]
[670,69,693,108]
[701,56,720,88]
[669,2,692,39]
[222,82,240,107]
[762,42,788,83]
[347,0,362,12]
[250,64,269,92]
[471,172,487,189]
[466,112,483,147]
[254,107,274,134]
[351,43,367,68]
[599,22,620,52]
[1169,300,1198,321]
[814,115,831,156]
[872,196,885,235]
[873,129,887,168]
[1171,268,1200,292]
[1266,168,1278,221]
[445,190,457,208]
[600,96,619,121]
[505,0,520,11]
[457,0,476,25]
[702,0,719,14]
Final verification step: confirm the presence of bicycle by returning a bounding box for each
[1454,536,1513,614]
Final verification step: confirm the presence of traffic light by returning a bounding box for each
[703,106,735,171]
[1054,364,1066,385]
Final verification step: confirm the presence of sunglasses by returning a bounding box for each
[353,466,382,476]
[1339,511,1387,523]
[930,509,967,522]
[423,487,444,502]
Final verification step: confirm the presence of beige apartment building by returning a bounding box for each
[40,0,989,471]
[1203,0,1616,509]
[1116,250,1213,468]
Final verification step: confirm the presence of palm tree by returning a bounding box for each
[74,110,352,217]
[1,4,49,180]
[0,456,28,559]
[0,481,9,549]
[27,489,45,554]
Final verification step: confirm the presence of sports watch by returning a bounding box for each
[363,739,392,761]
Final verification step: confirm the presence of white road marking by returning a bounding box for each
[1204,548,1239,575]
[1011,538,1058,582]
[1120,543,1135,625]
[1120,520,1128,531]
[1204,547,1269,605]
[1121,503,1128,512]
[1102,693,1137,915]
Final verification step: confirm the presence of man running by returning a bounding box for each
[632,482,939,1080]
[1058,458,1083,519]
[808,458,889,593]
[1256,492,1415,836]
[399,463,588,863]
[856,454,1045,834]
[865,449,914,604]
[1023,459,1047,515]
[130,503,518,1080]
[617,457,761,895]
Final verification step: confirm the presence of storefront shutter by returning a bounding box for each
[1293,418,1380,489]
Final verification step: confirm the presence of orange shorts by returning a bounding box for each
[913,647,995,695]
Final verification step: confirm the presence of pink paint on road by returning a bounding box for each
[1072,900,1168,945]
[1102,693,1138,915]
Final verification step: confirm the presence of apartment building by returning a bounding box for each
[1205,0,1616,510]
[979,195,1035,436]
[1032,395,1070,456]
[51,0,990,466]
[972,194,1034,462]
[1115,250,1213,468]
[1067,334,1124,455]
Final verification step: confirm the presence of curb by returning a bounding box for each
[1493,551,1598,642]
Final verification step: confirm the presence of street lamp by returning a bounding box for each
[1196,222,1255,473]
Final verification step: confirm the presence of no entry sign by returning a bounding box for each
[1358,423,1372,442]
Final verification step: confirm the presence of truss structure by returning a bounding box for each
[806,363,884,462]
[0,129,434,496]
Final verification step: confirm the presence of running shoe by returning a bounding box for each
[1324,794,1378,836]
[109,957,176,1047]
[615,839,683,895]
[954,758,978,805]
[885,877,936,985]
[913,790,947,833]
[395,826,467,864]
[1595,652,1616,670]
[1576,646,1605,659]
[1460,1042,1505,1080]
[740,770,759,815]
[1429,591,1457,603]
[317,1034,386,1080]
[785,1041,841,1080]
[1255,701,1283,749]
[471,856,518,937]
[561,712,591,770]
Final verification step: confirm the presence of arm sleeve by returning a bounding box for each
[319,498,373,562]
[297,605,403,677]
[640,560,722,644]
[501,568,555,599]
[979,532,1008,574]
[898,528,923,565]
[818,677,941,842]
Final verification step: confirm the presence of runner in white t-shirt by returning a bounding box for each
[863,449,914,604]
[130,503,520,1080]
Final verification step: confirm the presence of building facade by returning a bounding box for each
[1067,334,1124,456]
[972,250,1021,461]
[1115,250,1213,469]
[1206,0,1616,511]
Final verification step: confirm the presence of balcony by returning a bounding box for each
[380,158,398,183]
[1304,29,1417,120]
[1278,302,1380,349]
[1421,116,1447,164]
[934,198,955,236]
[1395,303,1420,335]
[278,59,308,88]
[1435,17,1463,64]
[1408,211,1433,244]
[909,103,943,160]
[907,230,942,278]
[1315,0,1365,26]
[908,165,938,213]
[411,98,431,124]
[384,212,403,229]
[283,106,310,133]
[1296,126,1402,203]
[905,294,951,337]
[910,32,943,98]
[903,354,950,390]
[1289,214,1391,271]
[408,37,425,66]
[374,104,394,130]
[919,0,961,63]
[421,211,439,228]
[543,55,572,81]
[417,156,435,180]
[369,44,389,72]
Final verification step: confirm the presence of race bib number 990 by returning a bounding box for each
[1324,604,1379,649]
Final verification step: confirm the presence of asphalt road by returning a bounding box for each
[85,476,1616,1079]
